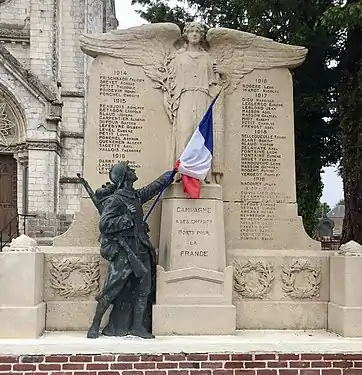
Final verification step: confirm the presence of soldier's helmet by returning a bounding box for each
[109,161,130,188]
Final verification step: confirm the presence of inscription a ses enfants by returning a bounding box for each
[175,205,213,257]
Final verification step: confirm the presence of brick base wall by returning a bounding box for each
[0,353,361,375]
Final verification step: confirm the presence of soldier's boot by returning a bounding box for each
[87,299,110,339]
[130,296,155,339]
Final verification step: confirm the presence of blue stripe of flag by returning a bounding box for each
[198,94,219,154]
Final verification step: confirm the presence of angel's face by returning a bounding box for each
[186,28,202,45]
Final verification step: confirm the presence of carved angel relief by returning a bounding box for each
[80,22,306,120]
[80,23,179,126]
[80,22,307,171]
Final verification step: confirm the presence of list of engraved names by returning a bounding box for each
[97,70,145,174]
[239,77,291,241]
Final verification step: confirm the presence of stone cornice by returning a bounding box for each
[15,139,62,155]
[0,28,30,43]
[27,139,62,154]
[60,131,84,139]
[0,21,30,43]
[61,90,84,98]
[59,176,82,184]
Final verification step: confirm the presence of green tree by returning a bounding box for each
[335,198,345,207]
[323,0,362,244]
[131,0,341,236]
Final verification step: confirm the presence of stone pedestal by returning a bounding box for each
[40,247,108,331]
[153,184,236,335]
[0,252,45,338]
[328,241,362,337]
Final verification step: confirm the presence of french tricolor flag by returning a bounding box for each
[175,94,219,199]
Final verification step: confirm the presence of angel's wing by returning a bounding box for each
[80,23,181,123]
[207,28,307,94]
[80,23,181,89]
[80,22,180,64]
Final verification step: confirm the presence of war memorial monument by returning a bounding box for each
[71,21,325,335]
[1,20,362,374]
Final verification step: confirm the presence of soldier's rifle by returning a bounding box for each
[76,173,102,214]
[76,173,147,277]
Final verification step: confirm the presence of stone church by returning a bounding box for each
[0,0,118,244]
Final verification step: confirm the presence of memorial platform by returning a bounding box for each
[1,330,362,374]
[2,330,362,355]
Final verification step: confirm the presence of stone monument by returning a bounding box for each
[317,217,334,239]
[45,22,331,333]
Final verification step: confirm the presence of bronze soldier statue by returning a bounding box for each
[85,162,174,339]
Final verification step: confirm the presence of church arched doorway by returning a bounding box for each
[0,154,17,241]
[0,84,26,244]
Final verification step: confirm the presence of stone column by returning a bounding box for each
[13,148,29,220]
[0,235,45,338]
[328,241,362,337]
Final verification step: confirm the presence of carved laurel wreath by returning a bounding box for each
[233,259,275,299]
[49,257,100,298]
[281,259,321,300]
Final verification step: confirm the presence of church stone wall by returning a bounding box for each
[60,0,85,92]
[29,0,57,88]
[0,63,60,238]
[3,43,30,70]
[60,98,85,133]
[0,0,117,240]
[0,0,29,24]
[59,134,83,216]
[56,0,117,231]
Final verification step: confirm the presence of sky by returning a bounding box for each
[115,1,344,208]
[115,0,144,29]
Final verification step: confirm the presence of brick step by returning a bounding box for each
[0,352,360,375]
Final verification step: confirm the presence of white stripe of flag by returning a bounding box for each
[177,94,219,181]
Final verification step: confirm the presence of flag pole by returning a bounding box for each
[143,91,221,222]
[143,168,177,222]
